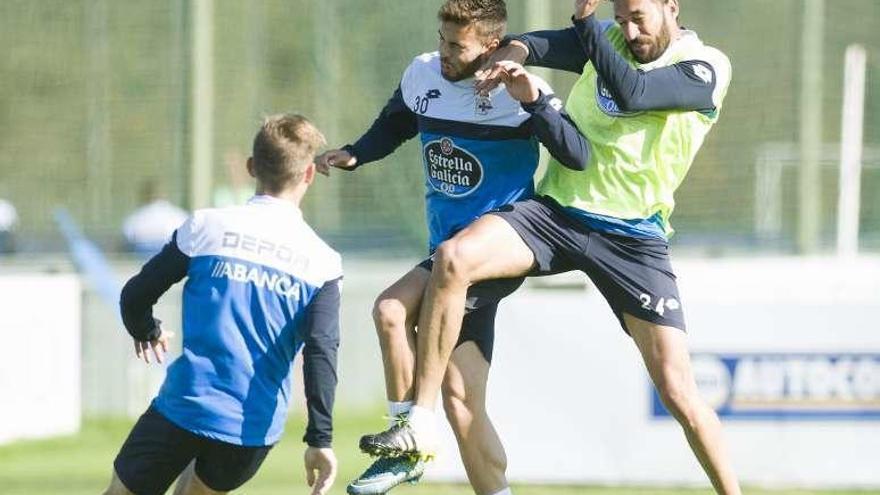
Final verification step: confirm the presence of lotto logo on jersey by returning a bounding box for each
[651,353,880,420]
[424,137,484,197]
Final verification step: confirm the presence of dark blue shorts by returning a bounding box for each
[418,258,524,363]
[114,405,272,495]
[490,196,686,333]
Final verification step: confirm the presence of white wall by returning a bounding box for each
[36,254,880,488]
[427,256,880,489]
[0,274,81,445]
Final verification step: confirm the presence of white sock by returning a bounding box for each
[490,488,512,495]
[406,405,435,434]
[387,400,412,427]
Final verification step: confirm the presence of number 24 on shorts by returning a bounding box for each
[639,293,681,316]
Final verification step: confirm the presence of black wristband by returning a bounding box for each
[339,145,361,171]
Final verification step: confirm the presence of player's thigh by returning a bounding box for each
[193,439,272,493]
[113,406,200,495]
[625,314,697,400]
[374,264,432,325]
[586,233,686,333]
[439,214,535,282]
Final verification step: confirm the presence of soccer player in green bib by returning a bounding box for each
[359,0,741,493]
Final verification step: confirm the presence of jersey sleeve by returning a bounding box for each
[522,81,591,171]
[510,28,588,74]
[119,230,190,341]
[701,46,733,115]
[572,14,720,113]
[301,276,342,448]
[345,84,419,168]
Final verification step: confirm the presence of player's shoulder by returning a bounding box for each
[410,51,440,67]
[695,44,731,73]
[297,222,343,284]
[185,204,241,232]
[683,33,731,77]
[682,35,732,110]
[402,52,441,83]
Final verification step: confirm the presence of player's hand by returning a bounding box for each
[474,41,529,95]
[315,149,357,176]
[304,447,337,495]
[133,328,174,365]
[482,61,540,104]
[575,0,604,20]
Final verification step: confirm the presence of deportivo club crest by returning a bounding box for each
[475,92,493,116]
[424,137,484,198]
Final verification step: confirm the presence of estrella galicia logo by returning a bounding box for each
[595,75,642,117]
[651,353,880,420]
[424,137,483,198]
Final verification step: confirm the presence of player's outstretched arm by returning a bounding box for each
[119,231,189,362]
[476,29,586,95]
[315,149,357,176]
[571,14,720,113]
[318,86,418,177]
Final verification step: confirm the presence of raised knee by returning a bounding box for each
[434,238,477,285]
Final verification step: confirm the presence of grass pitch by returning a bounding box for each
[0,412,873,495]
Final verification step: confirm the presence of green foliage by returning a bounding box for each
[1,0,879,251]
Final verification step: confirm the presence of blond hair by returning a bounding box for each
[251,114,326,193]
[438,0,507,40]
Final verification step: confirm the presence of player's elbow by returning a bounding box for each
[559,150,589,171]
[556,141,591,171]
[615,95,640,113]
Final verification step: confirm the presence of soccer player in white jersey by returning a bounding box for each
[104,114,342,495]
[317,1,588,493]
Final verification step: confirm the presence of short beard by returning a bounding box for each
[441,54,486,82]
[631,20,673,63]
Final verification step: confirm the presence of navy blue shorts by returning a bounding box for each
[418,258,524,363]
[490,196,686,332]
[114,405,272,495]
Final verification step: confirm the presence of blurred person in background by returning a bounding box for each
[105,114,341,495]
[316,0,588,493]
[361,0,742,494]
[122,180,188,256]
[0,197,18,254]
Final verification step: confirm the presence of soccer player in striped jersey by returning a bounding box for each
[361,0,743,493]
[105,115,341,495]
[317,1,588,493]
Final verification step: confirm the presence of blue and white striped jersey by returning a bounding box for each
[121,195,342,447]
